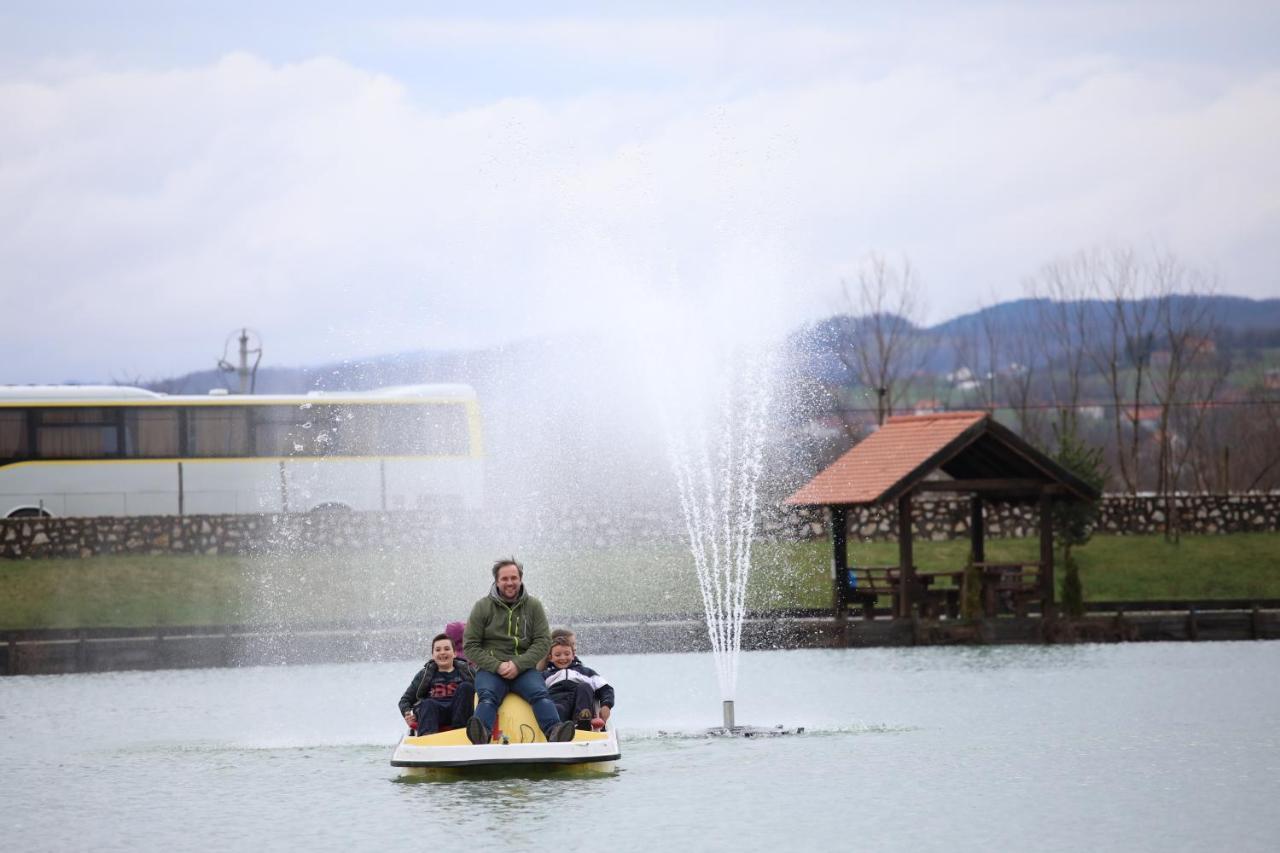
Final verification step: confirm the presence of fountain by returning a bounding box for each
[658,340,802,737]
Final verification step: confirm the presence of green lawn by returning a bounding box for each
[1,532,1277,630]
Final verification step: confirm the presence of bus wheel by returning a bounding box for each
[7,507,53,519]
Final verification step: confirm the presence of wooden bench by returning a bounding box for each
[841,566,942,619]
[971,562,1042,617]
[916,570,963,619]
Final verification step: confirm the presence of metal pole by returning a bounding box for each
[238,329,250,395]
[723,700,735,730]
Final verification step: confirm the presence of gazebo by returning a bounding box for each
[786,411,1100,620]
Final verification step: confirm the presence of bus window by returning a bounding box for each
[187,407,250,457]
[0,410,29,458]
[36,408,120,458]
[332,406,376,455]
[352,403,468,456]
[124,409,180,457]
[294,404,340,456]
[402,404,469,455]
[253,406,303,457]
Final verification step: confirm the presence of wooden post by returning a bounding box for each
[970,495,988,619]
[898,493,915,619]
[830,505,849,620]
[1039,491,1055,620]
[970,496,985,563]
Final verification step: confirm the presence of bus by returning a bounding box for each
[0,384,483,518]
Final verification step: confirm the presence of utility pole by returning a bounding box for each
[218,328,263,394]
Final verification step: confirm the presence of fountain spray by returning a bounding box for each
[661,345,799,736]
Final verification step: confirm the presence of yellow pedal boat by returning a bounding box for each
[391,694,621,776]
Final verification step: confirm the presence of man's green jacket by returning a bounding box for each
[463,584,551,674]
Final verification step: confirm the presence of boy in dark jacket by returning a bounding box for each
[398,633,476,735]
[542,633,615,730]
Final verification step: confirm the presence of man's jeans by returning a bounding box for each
[473,668,561,736]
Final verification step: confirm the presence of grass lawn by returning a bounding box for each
[1,532,1277,630]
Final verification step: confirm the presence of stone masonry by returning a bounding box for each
[0,493,1276,559]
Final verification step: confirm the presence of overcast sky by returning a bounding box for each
[2,1,1278,384]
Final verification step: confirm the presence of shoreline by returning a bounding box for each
[4,605,1278,676]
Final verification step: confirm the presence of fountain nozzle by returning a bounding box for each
[704,701,803,737]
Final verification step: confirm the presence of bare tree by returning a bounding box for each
[1238,397,1280,491]
[835,254,926,427]
[1141,259,1227,538]
[948,303,1003,413]
[1025,247,1231,497]
[1189,395,1280,493]
[1001,308,1047,446]
[1089,248,1160,494]
[1026,256,1096,437]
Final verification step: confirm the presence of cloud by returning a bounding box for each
[1,6,1278,383]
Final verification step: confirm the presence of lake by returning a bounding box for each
[2,642,1277,852]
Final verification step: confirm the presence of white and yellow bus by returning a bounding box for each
[0,384,483,518]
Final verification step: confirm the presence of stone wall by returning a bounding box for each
[0,512,470,559]
[1,493,1276,559]
[760,492,1280,541]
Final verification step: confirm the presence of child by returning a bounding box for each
[398,632,476,735]
[444,620,468,664]
[536,627,576,671]
[541,631,615,730]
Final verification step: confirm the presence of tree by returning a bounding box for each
[1025,257,1097,438]
[1152,312,1227,538]
[948,301,1003,413]
[1001,309,1047,448]
[1086,247,1155,494]
[1031,246,1225,499]
[1049,412,1107,620]
[835,254,926,427]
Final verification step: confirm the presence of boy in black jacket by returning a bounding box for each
[398,633,476,735]
[541,633,615,730]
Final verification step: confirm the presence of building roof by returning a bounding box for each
[786,410,1098,507]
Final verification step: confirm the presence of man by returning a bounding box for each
[462,557,576,744]
[397,632,475,735]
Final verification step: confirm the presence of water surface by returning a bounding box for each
[3,643,1277,852]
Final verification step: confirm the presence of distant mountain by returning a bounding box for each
[788,294,1280,383]
[144,348,502,396]
[931,295,1280,338]
[139,295,1280,396]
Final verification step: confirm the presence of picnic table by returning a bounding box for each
[970,562,1042,618]
[842,566,958,619]
[841,563,1043,619]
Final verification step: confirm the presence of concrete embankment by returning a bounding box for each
[4,604,1278,676]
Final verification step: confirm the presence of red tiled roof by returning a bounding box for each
[786,411,987,506]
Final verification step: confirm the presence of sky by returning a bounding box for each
[2,0,1278,384]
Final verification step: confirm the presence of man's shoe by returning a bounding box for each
[466,717,490,745]
[548,721,576,742]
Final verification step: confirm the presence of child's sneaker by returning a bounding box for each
[548,721,576,742]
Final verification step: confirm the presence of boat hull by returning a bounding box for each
[390,694,620,775]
